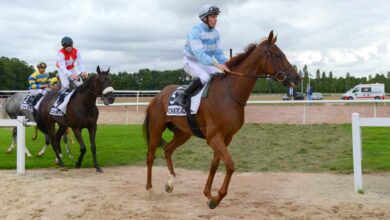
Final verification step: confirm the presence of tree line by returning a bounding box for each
[1,56,390,93]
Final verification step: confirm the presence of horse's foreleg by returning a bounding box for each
[203,152,220,198]
[73,128,87,169]
[206,134,235,209]
[88,125,101,173]
[163,130,191,193]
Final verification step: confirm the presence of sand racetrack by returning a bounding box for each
[1,166,390,219]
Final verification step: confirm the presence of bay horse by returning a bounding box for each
[143,31,301,209]
[35,66,115,172]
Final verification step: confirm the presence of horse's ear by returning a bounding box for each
[272,34,277,45]
[107,67,110,74]
[97,65,101,75]
[267,30,274,45]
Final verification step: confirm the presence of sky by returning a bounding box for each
[1,0,390,77]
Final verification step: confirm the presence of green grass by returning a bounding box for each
[1,124,390,173]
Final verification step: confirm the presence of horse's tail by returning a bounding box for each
[143,104,167,148]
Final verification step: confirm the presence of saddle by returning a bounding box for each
[167,77,215,138]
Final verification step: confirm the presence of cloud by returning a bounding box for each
[1,0,390,77]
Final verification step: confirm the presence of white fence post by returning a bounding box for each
[351,113,362,192]
[16,116,26,174]
[0,116,26,174]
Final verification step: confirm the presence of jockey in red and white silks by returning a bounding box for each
[56,36,88,91]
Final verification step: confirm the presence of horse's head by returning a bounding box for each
[256,31,301,87]
[96,66,115,105]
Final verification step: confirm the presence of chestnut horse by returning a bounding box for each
[35,66,115,172]
[143,31,301,209]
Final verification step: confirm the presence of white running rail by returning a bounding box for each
[351,112,390,192]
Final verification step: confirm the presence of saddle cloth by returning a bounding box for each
[167,85,207,116]
[20,94,33,111]
[50,90,75,116]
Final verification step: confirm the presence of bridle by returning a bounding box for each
[222,45,290,107]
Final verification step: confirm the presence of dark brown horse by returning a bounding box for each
[35,66,115,172]
[143,31,301,209]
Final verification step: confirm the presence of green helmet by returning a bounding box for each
[61,36,73,47]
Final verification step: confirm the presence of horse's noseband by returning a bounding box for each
[275,72,286,82]
[102,87,114,95]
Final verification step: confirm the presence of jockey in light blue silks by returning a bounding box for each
[175,5,231,106]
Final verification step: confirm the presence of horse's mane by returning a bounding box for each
[73,74,97,95]
[226,38,269,69]
[225,43,258,68]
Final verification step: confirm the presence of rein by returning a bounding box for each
[221,47,288,107]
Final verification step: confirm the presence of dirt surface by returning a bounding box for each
[1,166,390,219]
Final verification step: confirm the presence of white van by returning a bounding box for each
[341,83,385,100]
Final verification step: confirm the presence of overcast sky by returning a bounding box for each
[1,0,390,77]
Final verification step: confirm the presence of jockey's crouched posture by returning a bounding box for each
[28,62,49,107]
[175,5,230,106]
[54,36,88,114]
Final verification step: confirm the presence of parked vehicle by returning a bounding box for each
[294,92,305,100]
[341,83,385,100]
[282,92,305,100]
[311,92,324,100]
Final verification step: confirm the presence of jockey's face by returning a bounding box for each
[207,15,218,28]
[64,44,73,53]
[38,67,46,74]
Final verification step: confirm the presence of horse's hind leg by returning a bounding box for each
[164,129,191,193]
[38,135,50,157]
[7,128,16,153]
[146,120,166,191]
[55,125,67,157]
[7,127,32,157]
[47,126,66,170]
[63,133,73,158]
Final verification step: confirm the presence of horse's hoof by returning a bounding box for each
[68,155,73,159]
[37,153,42,157]
[60,167,68,171]
[207,199,218,209]
[75,163,81,169]
[146,185,152,191]
[96,168,103,173]
[165,183,173,193]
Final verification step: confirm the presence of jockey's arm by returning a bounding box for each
[28,75,37,89]
[75,51,88,79]
[214,34,228,64]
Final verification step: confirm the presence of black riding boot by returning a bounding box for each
[57,91,67,106]
[31,93,43,107]
[175,78,203,107]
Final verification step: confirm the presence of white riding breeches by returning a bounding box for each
[29,89,47,96]
[58,69,83,90]
[183,56,220,84]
